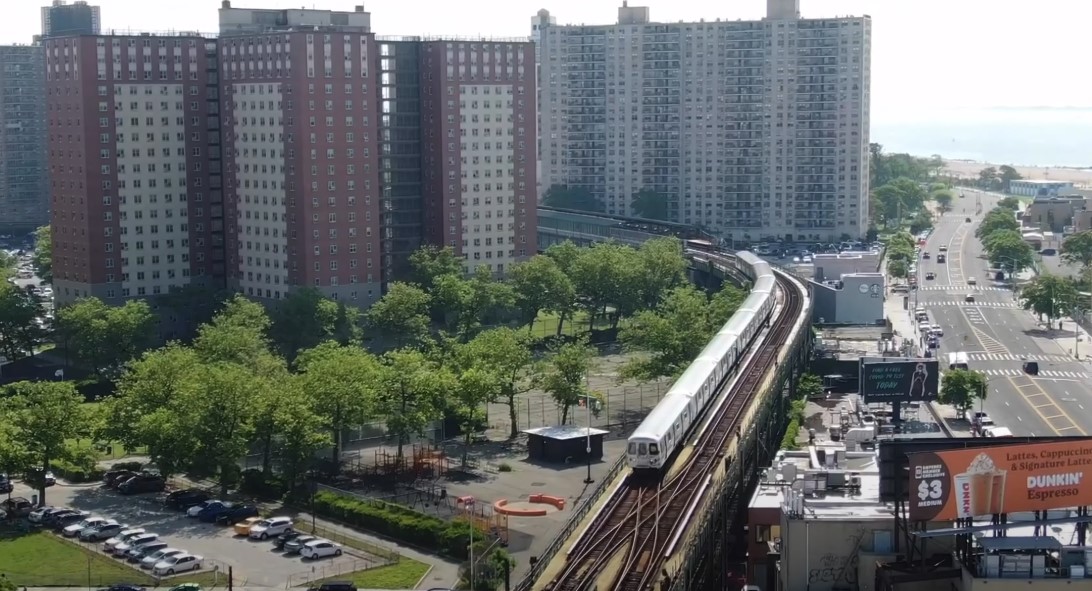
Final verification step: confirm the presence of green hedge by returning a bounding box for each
[52,459,104,483]
[312,490,485,560]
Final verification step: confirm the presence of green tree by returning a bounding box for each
[707,283,746,328]
[409,245,463,293]
[188,363,260,493]
[939,369,988,413]
[296,341,382,468]
[998,165,1023,192]
[982,230,1034,273]
[544,240,582,276]
[887,259,909,279]
[569,242,639,331]
[975,207,1020,240]
[275,376,331,491]
[997,196,1021,211]
[0,282,46,362]
[1021,274,1078,323]
[435,265,516,342]
[635,237,688,310]
[192,295,274,368]
[366,282,432,350]
[978,167,999,190]
[509,255,575,330]
[619,285,720,381]
[269,288,362,361]
[537,341,597,424]
[450,365,501,466]
[158,283,230,342]
[464,328,536,438]
[630,188,670,221]
[932,190,954,211]
[3,380,85,505]
[56,298,156,379]
[542,184,602,212]
[797,374,824,399]
[32,225,51,283]
[376,349,450,458]
[1061,231,1092,293]
[909,210,934,235]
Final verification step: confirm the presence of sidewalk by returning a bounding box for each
[1020,266,1092,361]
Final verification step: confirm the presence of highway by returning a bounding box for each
[919,188,1092,437]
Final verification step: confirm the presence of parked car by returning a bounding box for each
[48,510,91,529]
[2,497,34,518]
[249,517,294,540]
[126,540,169,562]
[164,489,209,510]
[232,516,263,536]
[273,529,304,550]
[168,584,202,591]
[152,553,203,575]
[118,474,166,495]
[215,504,258,525]
[307,582,357,591]
[94,586,145,591]
[141,548,184,570]
[103,470,137,487]
[196,502,235,523]
[80,520,124,541]
[28,506,67,524]
[282,535,319,554]
[300,539,342,560]
[114,533,159,556]
[186,500,224,518]
[0,473,12,494]
[103,528,147,553]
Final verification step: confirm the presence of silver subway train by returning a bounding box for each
[626,251,777,472]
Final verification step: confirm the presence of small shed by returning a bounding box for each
[523,425,608,464]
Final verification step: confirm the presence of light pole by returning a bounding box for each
[584,393,594,485]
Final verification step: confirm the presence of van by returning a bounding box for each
[983,427,1013,438]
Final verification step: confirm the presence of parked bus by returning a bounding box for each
[948,351,969,370]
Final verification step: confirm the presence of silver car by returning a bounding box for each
[141,548,183,570]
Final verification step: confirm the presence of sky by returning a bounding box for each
[11,0,1091,126]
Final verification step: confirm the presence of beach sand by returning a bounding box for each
[943,159,1092,185]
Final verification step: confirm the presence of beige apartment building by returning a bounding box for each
[536,0,871,243]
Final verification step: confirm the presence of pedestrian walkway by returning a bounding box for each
[974,368,1090,379]
[932,301,1020,308]
[968,353,1071,362]
[917,285,1012,292]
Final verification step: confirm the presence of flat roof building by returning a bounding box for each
[41,0,100,38]
[0,44,48,233]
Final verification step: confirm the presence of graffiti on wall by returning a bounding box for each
[807,526,866,586]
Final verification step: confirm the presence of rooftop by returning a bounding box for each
[523,425,609,441]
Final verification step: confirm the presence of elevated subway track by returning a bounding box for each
[522,252,813,591]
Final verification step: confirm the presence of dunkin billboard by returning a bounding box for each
[908,439,1092,521]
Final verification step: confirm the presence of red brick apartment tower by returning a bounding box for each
[220,30,383,306]
[418,39,538,275]
[46,34,222,307]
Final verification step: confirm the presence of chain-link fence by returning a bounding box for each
[285,557,386,588]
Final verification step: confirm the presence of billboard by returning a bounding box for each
[908,439,1092,520]
[859,358,939,403]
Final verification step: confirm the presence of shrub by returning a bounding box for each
[111,461,144,472]
[52,459,104,483]
[497,462,512,473]
[311,491,487,560]
[239,468,284,499]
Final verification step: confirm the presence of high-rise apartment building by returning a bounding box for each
[41,0,100,38]
[218,1,371,37]
[45,34,223,306]
[0,45,49,233]
[416,40,538,275]
[537,0,871,242]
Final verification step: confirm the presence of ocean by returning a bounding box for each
[871,108,1092,168]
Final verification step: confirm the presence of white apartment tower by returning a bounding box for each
[536,0,871,242]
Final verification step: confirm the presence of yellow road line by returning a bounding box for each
[1004,375,1087,436]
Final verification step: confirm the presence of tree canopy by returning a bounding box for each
[542,184,603,213]
[1021,274,1079,321]
[32,225,52,283]
[1061,231,1092,279]
[939,369,988,413]
[975,207,1020,240]
[631,188,670,221]
[56,298,156,380]
[982,229,1035,273]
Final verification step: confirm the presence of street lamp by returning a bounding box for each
[583,393,594,485]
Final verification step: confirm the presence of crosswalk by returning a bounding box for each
[968,353,1073,362]
[931,301,1020,308]
[918,286,1012,292]
[977,368,1090,379]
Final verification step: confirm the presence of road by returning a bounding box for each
[918,188,1092,437]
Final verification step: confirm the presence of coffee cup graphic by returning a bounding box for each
[954,452,1006,517]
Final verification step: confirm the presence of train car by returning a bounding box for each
[628,249,779,473]
[628,394,697,470]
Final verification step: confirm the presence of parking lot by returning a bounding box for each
[8,479,364,587]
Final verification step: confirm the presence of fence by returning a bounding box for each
[285,557,385,588]
[489,381,670,437]
[512,451,629,591]
[292,515,402,563]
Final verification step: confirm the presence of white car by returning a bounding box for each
[186,499,221,517]
[114,533,159,556]
[27,506,64,524]
[248,516,294,540]
[300,539,343,560]
[103,528,146,553]
[930,325,944,336]
[63,516,106,537]
[152,553,203,575]
[141,548,184,570]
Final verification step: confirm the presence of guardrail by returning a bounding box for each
[511,452,628,591]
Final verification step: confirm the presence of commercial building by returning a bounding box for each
[45,33,223,306]
[810,271,884,325]
[535,0,871,243]
[1008,179,1074,197]
[0,44,48,233]
[41,0,100,38]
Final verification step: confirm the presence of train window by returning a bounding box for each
[649,444,660,455]
[628,442,636,455]
[638,443,648,455]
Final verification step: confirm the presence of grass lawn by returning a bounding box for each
[530,310,615,338]
[318,557,431,590]
[0,531,228,587]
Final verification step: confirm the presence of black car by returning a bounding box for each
[215,504,260,525]
[103,470,137,488]
[1023,361,1040,375]
[46,510,89,528]
[96,585,146,591]
[118,474,166,495]
[0,473,12,494]
[273,529,303,550]
[307,582,357,591]
[164,489,210,509]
